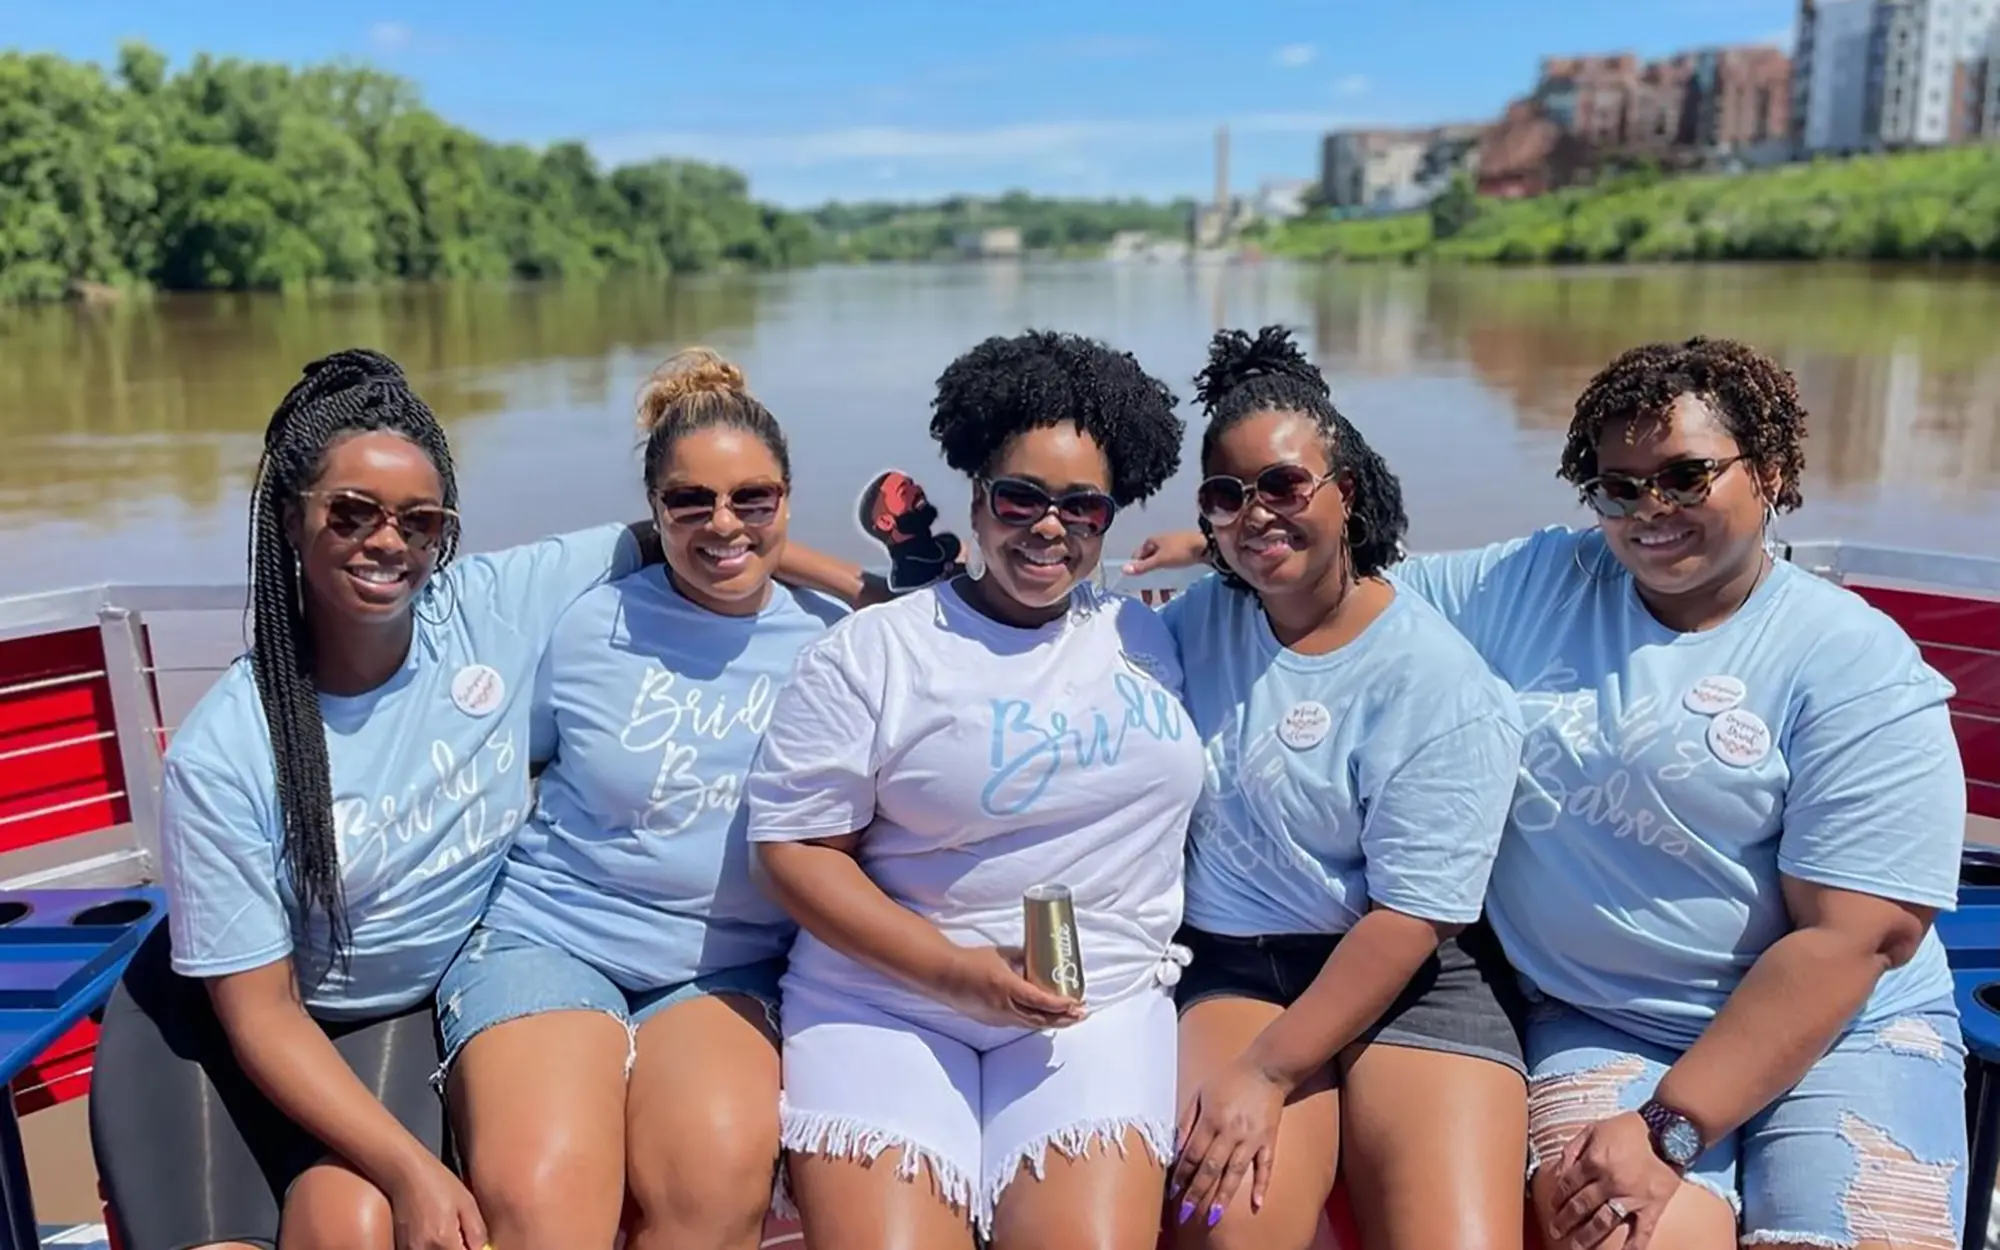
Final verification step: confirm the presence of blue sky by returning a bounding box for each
[6,0,1798,205]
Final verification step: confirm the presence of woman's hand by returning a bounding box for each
[1121,529,1207,576]
[1546,1111,1683,1250]
[1169,1056,1289,1230]
[934,944,1088,1030]
[384,1154,489,1250]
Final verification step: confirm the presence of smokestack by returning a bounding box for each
[1214,124,1230,213]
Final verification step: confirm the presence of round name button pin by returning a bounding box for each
[1706,707,1771,769]
[451,663,506,718]
[1683,674,1747,717]
[1277,700,1332,751]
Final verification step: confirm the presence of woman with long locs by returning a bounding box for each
[745,330,1204,1250]
[435,349,847,1250]
[88,349,651,1250]
[1126,336,1970,1250]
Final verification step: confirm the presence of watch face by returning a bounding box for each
[1660,1116,1703,1166]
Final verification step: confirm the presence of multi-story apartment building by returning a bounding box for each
[1796,0,1999,150]
[1317,125,1482,213]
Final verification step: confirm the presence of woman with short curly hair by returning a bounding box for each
[746,330,1204,1250]
[1127,335,1970,1250]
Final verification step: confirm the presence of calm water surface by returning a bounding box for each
[4,261,1999,595]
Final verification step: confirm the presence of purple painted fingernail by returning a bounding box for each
[1207,1204,1223,1228]
[1178,1200,1195,1224]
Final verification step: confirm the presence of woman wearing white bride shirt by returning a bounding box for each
[1124,337,1970,1250]
[745,330,1203,1250]
[433,349,845,1250]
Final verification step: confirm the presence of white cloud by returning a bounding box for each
[591,113,1359,173]
[366,21,412,51]
[1334,74,1371,98]
[1274,43,1318,69]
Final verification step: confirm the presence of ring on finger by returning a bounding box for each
[1606,1197,1630,1221]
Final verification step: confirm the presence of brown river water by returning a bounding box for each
[4,260,1999,596]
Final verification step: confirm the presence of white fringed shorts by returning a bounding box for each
[777,974,1178,1237]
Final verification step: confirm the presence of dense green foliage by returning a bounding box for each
[809,191,1195,262]
[1270,146,2000,266]
[0,44,817,303]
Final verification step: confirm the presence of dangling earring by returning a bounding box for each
[966,542,987,581]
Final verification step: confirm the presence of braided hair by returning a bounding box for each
[1560,336,1807,513]
[637,347,790,489]
[929,330,1183,506]
[247,348,459,974]
[1191,325,1406,586]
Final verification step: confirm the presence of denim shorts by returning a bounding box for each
[1173,922,1528,1077]
[435,925,785,1076]
[1525,998,1968,1248]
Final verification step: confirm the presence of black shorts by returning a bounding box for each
[1173,921,1528,1077]
[89,926,450,1250]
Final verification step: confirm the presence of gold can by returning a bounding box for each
[1022,883,1085,1001]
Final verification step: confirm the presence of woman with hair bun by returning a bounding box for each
[90,349,651,1250]
[435,347,846,1250]
[1158,327,1529,1250]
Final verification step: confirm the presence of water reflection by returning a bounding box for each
[2,261,1996,592]
[0,279,765,524]
[1306,264,2000,501]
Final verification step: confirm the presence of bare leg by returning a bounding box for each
[989,1125,1168,1250]
[448,1011,630,1250]
[1336,1041,1526,1250]
[624,994,783,1250]
[276,1159,392,1250]
[1169,998,1340,1250]
[787,1149,978,1250]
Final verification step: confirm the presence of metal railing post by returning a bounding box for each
[97,605,165,879]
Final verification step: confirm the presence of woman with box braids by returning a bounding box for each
[248,349,461,974]
[92,347,651,1250]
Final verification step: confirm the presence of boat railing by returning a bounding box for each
[0,581,246,891]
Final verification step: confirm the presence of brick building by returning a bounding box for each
[1474,42,1791,198]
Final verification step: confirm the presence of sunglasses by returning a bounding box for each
[656,481,787,527]
[1580,455,1748,518]
[1196,463,1337,526]
[982,477,1119,538]
[304,490,458,550]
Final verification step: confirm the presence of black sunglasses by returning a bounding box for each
[982,476,1119,538]
[1196,463,1337,527]
[656,481,787,527]
[303,490,459,550]
[1580,456,1748,518]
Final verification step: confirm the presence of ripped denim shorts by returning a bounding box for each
[1524,997,1967,1248]
[435,925,785,1081]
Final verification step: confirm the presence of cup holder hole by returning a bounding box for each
[1977,983,2000,1016]
[71,899,154,927]
[0,901,30,927]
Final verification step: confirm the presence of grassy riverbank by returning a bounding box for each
[1268,145,2000,266]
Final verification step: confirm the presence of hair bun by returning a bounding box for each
[1192,325,1326,411]
[638,347,749,433]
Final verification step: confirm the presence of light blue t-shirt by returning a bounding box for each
[1394,526,1965,1049]
[482,570,848,990]
[1163,574,1525,936]
[158,524,641,1020]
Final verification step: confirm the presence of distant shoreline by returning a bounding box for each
[1266,147,2000,268]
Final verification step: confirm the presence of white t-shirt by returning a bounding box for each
[745,579,1204,1021]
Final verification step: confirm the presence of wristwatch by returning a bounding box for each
[1638,1098,1704,1172]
